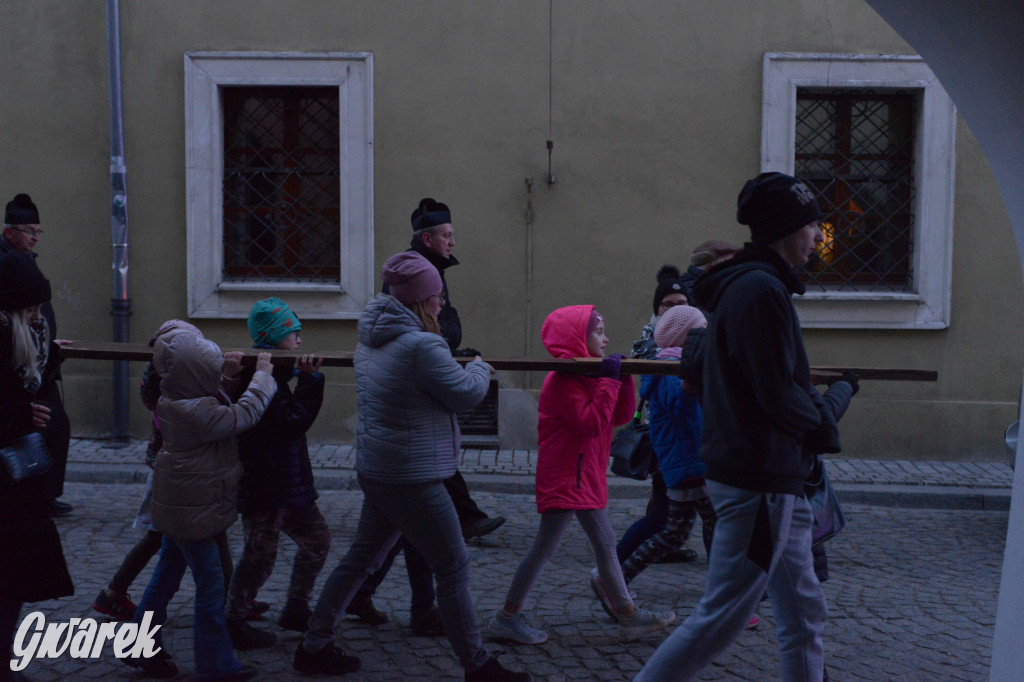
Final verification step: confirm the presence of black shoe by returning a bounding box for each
[205,665,259,682]
[245,600,271,620]
[462,516,506,540]
[49,500,73,517]
[278,599,313,632]
[466,654,532,681]
[227,619,276,650]
[293,643,361,676]
[345,596,388,625]
[124,649,178,679]
[410,605,445,636]
[654,547,698,564]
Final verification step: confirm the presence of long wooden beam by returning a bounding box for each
[60,341,938,382]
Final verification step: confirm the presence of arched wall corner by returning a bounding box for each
[861,2,1024,679]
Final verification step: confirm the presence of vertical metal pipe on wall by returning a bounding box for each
[106,0,131,441]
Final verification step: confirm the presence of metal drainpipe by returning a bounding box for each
[106,0,131,442]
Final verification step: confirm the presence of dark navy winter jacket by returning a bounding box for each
[236,363,324,513]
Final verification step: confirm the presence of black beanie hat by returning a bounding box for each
[4,193,40,226]
[652,264,687,315]
[0,251,51,311]
[736,172,822,246]
[411,198,452,231]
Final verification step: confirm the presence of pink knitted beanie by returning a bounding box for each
[654,305,707,350]
[381,251,443,305]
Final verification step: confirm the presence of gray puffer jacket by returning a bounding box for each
[150,330,277,541]
[355,294,490,484]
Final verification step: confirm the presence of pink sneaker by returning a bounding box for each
[745,615,761,630]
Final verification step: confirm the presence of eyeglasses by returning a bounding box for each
[427,293,444,302]
[6,226,43,237]
[658,300,688,310]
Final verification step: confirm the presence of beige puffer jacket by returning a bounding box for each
[150,331,276,541]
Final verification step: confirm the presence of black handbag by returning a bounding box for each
[610,398,655,481]
[805,457,846,546]
[0,431,53,484]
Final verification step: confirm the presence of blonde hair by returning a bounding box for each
[8,307,48,391]
[409,300,442,336]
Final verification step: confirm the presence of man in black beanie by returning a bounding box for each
[2,193,73,518]
[635,172,857,682]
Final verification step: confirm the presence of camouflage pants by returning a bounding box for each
[621,496,716,584]
[225,504,331,621]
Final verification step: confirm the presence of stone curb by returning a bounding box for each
[65,463,1012,511]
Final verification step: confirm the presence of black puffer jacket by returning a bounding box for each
[692,245,839,495]
[236,362,324,513]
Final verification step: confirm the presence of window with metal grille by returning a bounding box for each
[762,54,956,329]
[796,89,917,291]
[222,86,341,282]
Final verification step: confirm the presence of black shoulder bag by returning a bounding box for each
[610,396,656,481]
[0,432,53,484]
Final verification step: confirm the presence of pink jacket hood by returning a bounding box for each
[541,305,595,359]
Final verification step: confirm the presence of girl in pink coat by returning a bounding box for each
[489,305,675,644]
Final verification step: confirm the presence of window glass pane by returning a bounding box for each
[222,86,341,282]
[795,88,917,291]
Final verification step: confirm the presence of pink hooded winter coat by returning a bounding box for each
[534,305,635,513]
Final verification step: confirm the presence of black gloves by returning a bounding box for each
[840,369,860,395]
[452,347,481,358]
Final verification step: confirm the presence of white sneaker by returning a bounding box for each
[488,611,548,645]
[616,605,675,641]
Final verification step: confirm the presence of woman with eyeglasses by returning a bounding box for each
[294,251,529,681]
[0,194,71,519]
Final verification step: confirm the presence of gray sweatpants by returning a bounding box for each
[635,480,826,682]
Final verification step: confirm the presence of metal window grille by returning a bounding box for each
[222,86,341,282]
[458,380,499,435]
[795,88,917,291]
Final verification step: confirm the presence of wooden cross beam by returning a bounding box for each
[60,341,938,382]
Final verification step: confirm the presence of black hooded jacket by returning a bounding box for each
[691,245,838,495]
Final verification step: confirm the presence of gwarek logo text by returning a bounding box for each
[10,611,161,672]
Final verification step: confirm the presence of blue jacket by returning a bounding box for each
[640,359,705,489]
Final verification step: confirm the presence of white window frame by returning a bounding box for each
[762,53,956,329]
[184,51,374,319]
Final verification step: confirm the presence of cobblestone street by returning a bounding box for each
[14,479,1005,681]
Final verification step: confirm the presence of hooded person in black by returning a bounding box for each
[635,173,856,682]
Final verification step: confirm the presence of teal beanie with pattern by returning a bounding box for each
[247,297,301,346]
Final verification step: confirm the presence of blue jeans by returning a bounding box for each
[635,481,826,682]
[305,475,489,670]
[134,535,244,681]
[617,471,670,561]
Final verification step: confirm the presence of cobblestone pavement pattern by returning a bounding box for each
[12,475,1005,681]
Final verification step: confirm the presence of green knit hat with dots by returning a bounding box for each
[247,297,301,346]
